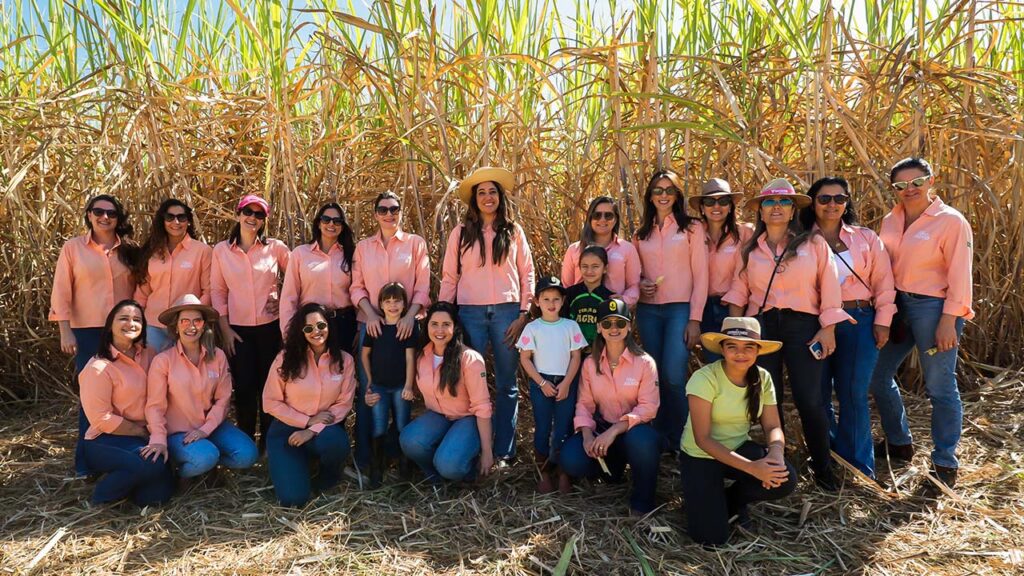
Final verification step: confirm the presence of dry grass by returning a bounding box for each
[2,364,1022,575]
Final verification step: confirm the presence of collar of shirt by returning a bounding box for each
[86,232,123,252]
[174,340,211,365]
[108,343,142,362]
[891,196,946,223]
[229,236,267,251]
[311,241,343,256]
[657,213,678,234]
[305,347,335,372]
[375,229,408,246]
[754,232,791,258]
[598,347,637,373]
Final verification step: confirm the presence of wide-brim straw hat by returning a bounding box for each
[157,294,219,327]
[744,178,812,211]
[701,316,782,356]
[457,167,515,204]
[688,178,744,211]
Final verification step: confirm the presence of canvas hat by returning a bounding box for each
[744,178,812,211]
[534,275,566,297]
[157,294,219,327]
[700,317,782,356]
[596,298,630,322]
[237,194,270,216]
[688,178,743,211]
[457,167,515,204]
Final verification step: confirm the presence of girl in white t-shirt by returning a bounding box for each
[517,276,586,493]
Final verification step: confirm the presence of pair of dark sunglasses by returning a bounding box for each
[815,194,849,205]
[302,321,328,334]
[649,186,679,197]
[600,318,628,329]
[240,206,267,219]
[163,213,190,223]
[590,211,616,221]
[891,176,928,191]
[88,207,118,219]
[701,197,733,207]
[319,215,345,226]
[375,206,401,216]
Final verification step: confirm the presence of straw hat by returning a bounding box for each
[157,294,219,327]
[744,178,812,211]
[688,178,743,211]
[700,317,782,356]
[457,167,515,204]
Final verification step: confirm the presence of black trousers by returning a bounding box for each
[757,308,832,474]
[328,307,357,355]
[228,321,282,448]
[679,441,797,546]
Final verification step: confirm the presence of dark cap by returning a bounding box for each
[596,298,630,322]
[534,275,566,297]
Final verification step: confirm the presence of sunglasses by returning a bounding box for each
[319,215,345,226]
[590,210,616,221]
[761,198,794,208]
[88,207,118,219]
[649,186,678,197]
[816,194,849,205]
[303,321,328,334]
[178,317,205,328]
[891,176,929,191]
[375,205,401,216]
[163,212,190,223]
[701,197,733,207]
[600,318,629,330]
[240,206,267,219]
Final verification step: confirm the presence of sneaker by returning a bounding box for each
[874,440,914,462]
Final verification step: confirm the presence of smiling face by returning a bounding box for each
[813,183,848,226]
[474,181,501,217]
[579,253,606,287]
[649,177,677,214]
[87,199,119,235]
[176,310,205,344]
[374,198,402,232]
[701,196,733,225]
[891,167,934,211]
[759,198,795,227]
[427,311,455,348]
[237,204,266,235]
[319,207,343,242]
[303,312,329,349]
[721,339,760,371]
[536,288,564,317]
[589,201,617,237]
[381,296,405,319]
[164,204,190,239]
[598,316,630,343]
[110,304,144,348]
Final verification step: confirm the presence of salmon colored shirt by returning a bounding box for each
[50,234,136,328]
[632,216,710,320]
[560,236,642,306]
[813,224,898,327]
[879,197,974,319]
[574,348,660,431]
[79,345,155,440]
[723,233,851,327]
[706,223,755,297]
[145,343,232,445]
[438,223,536,310]
[262,349,356,434]
[135,236,214,328]
[280,242,353,333]
[211,237,290,327]
[350,230,432,322]
[415,344,493,420]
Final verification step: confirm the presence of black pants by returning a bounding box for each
[329,307,357,355]
[679,441,797,546]
[757,308,832,474]
[228,321,282,449]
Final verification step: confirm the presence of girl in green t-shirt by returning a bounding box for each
[679,317,797,547]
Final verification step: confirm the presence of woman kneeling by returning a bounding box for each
[680,317,796,547]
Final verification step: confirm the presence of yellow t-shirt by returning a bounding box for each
[680,361,777,459]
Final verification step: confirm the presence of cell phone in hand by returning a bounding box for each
[808,341,824,360]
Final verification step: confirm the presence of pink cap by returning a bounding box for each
[237,194,270,216]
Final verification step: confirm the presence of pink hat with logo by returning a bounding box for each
[744,178,812,211]
[237,194,270,216]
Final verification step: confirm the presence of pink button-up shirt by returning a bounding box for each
[262,349,357,434]
[415,344,493,420]
[722,233,851,327]
[879,197,974,319]
[135,236,213,328]
[211,238,290,327]
[145,343,232,445]
[50,234,136,328]
[350,230,431,322]
[560,236,642,306]
[813,224,898,327]
[439,223,535,310]
[707,223,755,297]
[632,216,709,320]
[574,348,660,431]
[279,242,353,333]
[79,345,155,440]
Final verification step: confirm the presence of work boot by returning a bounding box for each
[874,440,915,463]
[933,465,958,488]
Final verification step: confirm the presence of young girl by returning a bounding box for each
[361,282,417,487]
[562,245,614,349]
[517,276,586,493]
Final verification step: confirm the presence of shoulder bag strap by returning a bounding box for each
[758,237,793,314]
[825,235,871,294]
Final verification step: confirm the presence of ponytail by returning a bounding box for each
[744,365,762,424]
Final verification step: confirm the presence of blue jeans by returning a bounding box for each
[559,423,660,513]
[266,418,350,507]
[821,307,878,477]
[72,327,103,476]
[870,293,965,469]
[528,373,577,459]
[399,411,481,482]
[371,387,412,438]
[700,297,730,364]
[167,421,259,478]
[458,303,521,460]
[82,434,174,506]
[636,302,691,451]
[146,325,173,352]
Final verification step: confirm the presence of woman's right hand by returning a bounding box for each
[639,278,657,298]
[364,311,384,338]
[139,443,168,463]
[307,411,335,426]
[747,457,789,487]
[59,327,77,356]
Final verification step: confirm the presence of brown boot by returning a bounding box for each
[535,451,555,494]
[874,440,915,463]
[934,465,958,488]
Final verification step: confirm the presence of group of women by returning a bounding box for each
[52,157,973,546]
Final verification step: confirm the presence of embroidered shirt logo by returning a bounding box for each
[180,261,194,269]
[207,370,218,379]
[624,377,639,387]
[914,231,931,241]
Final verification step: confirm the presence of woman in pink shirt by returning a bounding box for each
[80,299,173,506]
[263,302,357,506]
[869,157,973,488]
[211,194,290,451]
[134,199,213,352]
[724,178,849,490]
[399,302,495,484]
[800,177,896,479]
[558,298,661,515]
[560,196,641,305]
[144,295,258,481]
[632,169,708,452]
[280,202,357,354]
[51,194,140,476]
[689,179,753,363]
[439,167,535,464]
